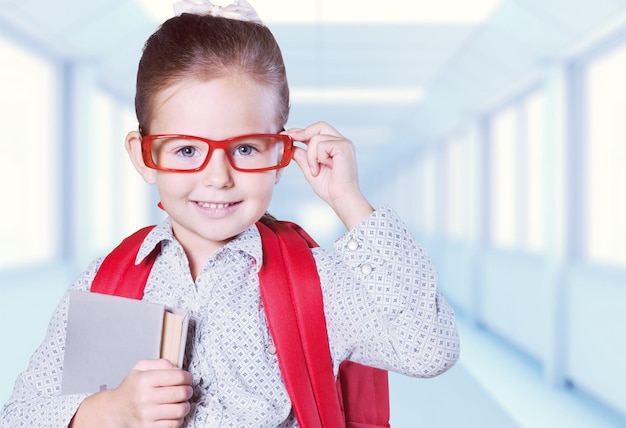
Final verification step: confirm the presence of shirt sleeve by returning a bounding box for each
[318,206,460,378]
[0,259,101,428]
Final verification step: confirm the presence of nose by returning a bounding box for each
[200,149,233,188]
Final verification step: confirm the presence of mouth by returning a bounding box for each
[194,201,238,209]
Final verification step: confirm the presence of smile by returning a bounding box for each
[195,201,236,209]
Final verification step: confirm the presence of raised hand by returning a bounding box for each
[285,122,374,230]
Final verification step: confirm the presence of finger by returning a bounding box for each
[133,359,177,371]
[150,369,193,388]
[282,127,303,135]
[133,360,193,386]
[152,384,194,404]
[154,420,186,428]
[151,394,191,421]
[292,146,318,178]
[284,121,342,142]
[151,405,190,428]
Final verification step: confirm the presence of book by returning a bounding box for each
[61,290,189,395]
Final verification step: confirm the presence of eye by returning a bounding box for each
[177,146,198,157]
[234,144,258,157]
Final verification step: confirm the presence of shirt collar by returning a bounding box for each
[134,218,264,267]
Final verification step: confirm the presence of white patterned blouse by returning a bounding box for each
[1,206,459,427]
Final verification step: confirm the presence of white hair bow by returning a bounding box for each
[173,0,263,24]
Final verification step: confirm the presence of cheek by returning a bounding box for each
[245,173,277,200]
[156,174,193,199]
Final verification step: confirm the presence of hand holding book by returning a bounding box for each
[69,358,193,427]
[62,290,190,395]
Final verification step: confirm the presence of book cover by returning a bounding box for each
[61,290,189,395]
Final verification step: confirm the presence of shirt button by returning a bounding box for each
[360,263,373,275]
[347,239,359,251]
[267,344,277,355]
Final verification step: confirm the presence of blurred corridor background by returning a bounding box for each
[2,0,626,426]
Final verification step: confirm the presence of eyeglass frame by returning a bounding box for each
[140,133,295,173]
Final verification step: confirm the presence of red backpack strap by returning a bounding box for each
[90,226,157,298]
[257,221,345,428]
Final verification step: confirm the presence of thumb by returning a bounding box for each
[292,146,319,177]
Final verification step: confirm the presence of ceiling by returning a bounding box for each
[1,0,626,197]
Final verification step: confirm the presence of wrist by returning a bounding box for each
[70,390,119,428]
[332,193,374,231]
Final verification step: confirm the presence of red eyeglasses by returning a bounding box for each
[141,133,294,173]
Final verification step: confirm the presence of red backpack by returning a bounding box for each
[90,220,390,428]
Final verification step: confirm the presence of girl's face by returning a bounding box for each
[133,75,282,257]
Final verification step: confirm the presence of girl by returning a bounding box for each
[1,1,459,426]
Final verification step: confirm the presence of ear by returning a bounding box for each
[126,131,157,184]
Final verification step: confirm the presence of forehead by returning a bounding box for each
[150,75,281,137]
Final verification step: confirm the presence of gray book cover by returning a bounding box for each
[61,290,188,395]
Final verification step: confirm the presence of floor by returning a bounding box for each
[389,364,518,427]
[387,315,626,428]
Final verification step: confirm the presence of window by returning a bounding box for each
[0,35,59,268]
[489,106,517,249]
[444,132,471,241]
[93,90,116,252]
[415,152,437,234]
[92,92,151,253]
[487,89,546,252]
[584,40,626,265]
[521,92,545,252]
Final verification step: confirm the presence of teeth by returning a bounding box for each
[197,202,231,209]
